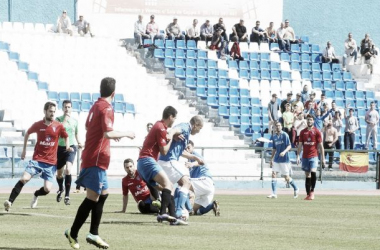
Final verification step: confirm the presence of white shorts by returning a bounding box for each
[272,162,293,176]
[190,177,214,207]
[158,160,189,184]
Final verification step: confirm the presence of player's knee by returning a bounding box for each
[271,172,276,178]
[44,187,51,194]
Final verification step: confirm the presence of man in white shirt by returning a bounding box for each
[57,10,73,36]
[322,41,339,63]
[343,33,358,69]
[276,22,289,52]
[166,17,185,40]
[73,15,93,37]
[146,15,164,41]
[365,101,379,150]
[284,19,297,44]
[200,20,213,45]
[134,15,150,46]
[186,19,200,43]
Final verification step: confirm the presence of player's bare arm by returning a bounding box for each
[104,131,135,140]
[181,150,204,165]
[296,142,303,165]
[21,132,30,160]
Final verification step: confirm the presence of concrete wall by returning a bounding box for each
[0,0,75,24]
[283,0,380,55]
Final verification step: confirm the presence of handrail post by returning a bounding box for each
[260,149,264,181]
[376,151,379,189]
[11,146,15,178]
[202,148,204,157]
[318,150,322,183]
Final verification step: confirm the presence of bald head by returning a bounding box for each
[190,115,203,135]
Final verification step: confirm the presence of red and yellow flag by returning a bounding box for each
[339,152,369,173]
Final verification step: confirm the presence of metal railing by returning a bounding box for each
[1,144,379,188]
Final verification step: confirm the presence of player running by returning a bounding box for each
[267,122,299,199]
[56,100,83,205]
[117,158,161,214]
[158,116,204,219]
[297,115,325,200]
[4,102,71,211]
[184,141,220,216]
[65,77,135,249]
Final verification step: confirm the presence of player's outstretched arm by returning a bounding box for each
[182,150,205,165]
[104,131,135,140]
[115,195,128,213]
[21,132,30,160]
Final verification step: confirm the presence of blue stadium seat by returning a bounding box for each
[323,81,333,90]
[251,98,261,107]
[260,61,270,70]
[8,51,19,61]
[230,79,239,88]
[251,107,261,116]
[174,68,185,78]
[207,68,217,78]
[218,106,229,117]
[186,59,196,68]
[291,44,300,53]
[355,91,365,99]
[186,68,196,78]
[228,60,239,70]
[185,78,196,88]
[252,133,261,141]
[301,54,310,62]
[261,53,270,61]
[250,70,260,80]
[250,52,260,61]
[196,68,207,78]
[92,93,100,101]
[242,52,250,60]
[240,124,253,135]
[165,40,175,49]
[251,116,261,126]
[240,116,251,126]
[164,58,175,68]
[269,62,280,71]
[230,106,240,116]
[81,101,92,112]
[322,72,332,81]
[113,102,124,113]
[196,59,206,69]
[229,116,240,127]
[208,87,218,97]
[230,97,240,106]
[0,41,10,51]
[335,99,344,108]
[250,61,260,70]
[240,96,250,107]
[291,53,300,62]
[343,72,352,81]
[366,91,375,100]
[197,50,207,59]
[186,50,197,59]
[154,49,165,58]
[312,63,321,72]
[311,53,320,62]
[71,101,81,112]
[125,103,136,114]
[357,109,366,119]
[219,88,229,97]
[312,81,322,90]
[311,44,320,53]
[239,61,249,70]
[345,81,356,91]
[207,78,217,88]
[312,72,322,81]
[301,44,310,53]
[165,49,175,58]
[325,91,334,99]
[81,93,92,102]
[175,58,185,68]
[143,39,153,45]
[219,78,228,88]
[219,96,229,106]
[47,91,59,101]
[261,70,270,80]
[238,69,248,79]
[335,91,344,99]
[270,43,279,51]
[291,62,301,71]
[176,49,186,59]
[219,69,228,78]
[208,60,217,69]
[240,89,250,97]
[70,92,80,101]
[37,81,48,91]
[271,70,281,80]
[301,62,311,71]
[187,40,196,49]
[28,72,38,81]
[282,71,292,81]
[280,53,290,62]
[333,72,342,81]
[196,87,207,98]
[358,118,366,128]
[345,91,355,100]
[207,96,218,107]
[332,63,341,72]
[321,63,331,72]
[301,71,311,80]
[356,100,366,109]
[229,88,239,97]
[154,39,164,48]
[241,106,251,116]
[301,36,310,43]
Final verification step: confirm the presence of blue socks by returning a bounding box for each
[175,187,189,218]
[197,202,214,215]
[289,179,298,191]
[271,179,277,195]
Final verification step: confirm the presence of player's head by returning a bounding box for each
[335,110,341,118]
[190,115,203,135]
[306,114,314,128]
[186,140,195,153]
[123,158,136,176]
[100,77,116,99]
[44,101,56,121]
[275,121,282,133]
[146,122,153,132]
[62,100,72,115]
[162,106,177,128]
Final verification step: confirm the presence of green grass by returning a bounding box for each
[1,193,380,250]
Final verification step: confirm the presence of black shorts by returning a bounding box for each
[57,145,77,170]
[137,200,159,214]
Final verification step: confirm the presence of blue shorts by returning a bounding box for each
[137,157,162,187]
[302,157,319,172]
[75,167,108,194]
[25,160,56,182]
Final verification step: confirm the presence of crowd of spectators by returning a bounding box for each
[55,10,94,37]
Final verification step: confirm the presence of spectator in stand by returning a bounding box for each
[360,34,372,59]
[332,111,343,149]
[230,37,243,61]
[303,102,316,117]
[322,41,339,63]
[268,94,280,134]
[317,93,327,113]
[134,15,149,46]
[343,33,358,70]
[344,104,359,149]
[56,10,73,36]
[73,15,93,37]
[283,19,297,44]
[210,28,227,60]
[146,15,164,41]
[330,101,338,117]
[265,22,277,45]
[304,91,318,110]
[300,84,310,103]
[292,93,304,115]
[276,22,289,52]
[322,120,338,171]
[213,18,228,42]
[231,20,248,42]
[186,19,200,43]
[313,108,332,131]
[250,20,265,48]
[293,113,307,146]
[363,40,376,74]
[281,92,293,114]
[282,103,294,139]
[166,17,185,40]
[200,20,214,46]
[365,101,379,150]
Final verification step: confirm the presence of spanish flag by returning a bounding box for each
[339,152,369,173]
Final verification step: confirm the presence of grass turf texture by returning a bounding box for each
[0,193,380,249]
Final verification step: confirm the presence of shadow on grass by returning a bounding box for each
[84,220,158,225]
[0,213,31,216]
[0,248,62,250]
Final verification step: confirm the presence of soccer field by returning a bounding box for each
[0,193,380,250]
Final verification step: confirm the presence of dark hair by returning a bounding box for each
[306,114,314,120]
[188,140,194,147]
[370,101,376,105]
[162,106,177,119]
[44,101,56,111]
[349,108,354,112]
[231,36,238,42]
[124,158,134,165]
[100,77,116,97]
[62,100,72,108]
[147,123,153,128]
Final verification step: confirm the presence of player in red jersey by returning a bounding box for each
[117,158,161,214]
[65,77,135,250]
[4,102,71,211]
[296,114,325,200]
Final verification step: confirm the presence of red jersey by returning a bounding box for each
[138,120,167,160]
[81,98,114,170]
[27,120,68,165]
[304,100,318,110]
[299,127,322,159]
[122,171,151,202]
